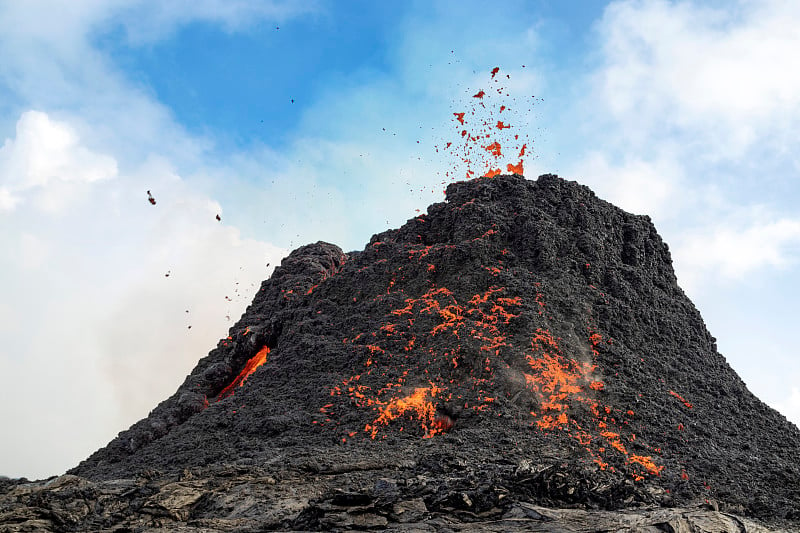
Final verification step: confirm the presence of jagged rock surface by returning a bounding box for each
[0,468,779,532]
[3,174,798,531]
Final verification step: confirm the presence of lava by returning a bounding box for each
[522,328,662,479]
[365,385,443,439]
[439,67,534,180]
[217,346,270,400]
[669,390,693,409]
[322,218,661,480]
[485,142,502,156]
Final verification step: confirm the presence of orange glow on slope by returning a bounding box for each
[630,455,664,476]
[523,328,662,479]
[320,233,662,480]
[217,346,270,400]
[669,390,693,409]
[333,281,523,439]
[525,329,595,429]
[365,385,443,439]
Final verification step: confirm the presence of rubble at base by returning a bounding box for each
[0,464,782,532]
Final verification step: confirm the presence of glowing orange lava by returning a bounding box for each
[484,142,502,157]
[669,390,693,409]
[320,228,662,480]
[506,161,524,174]
[365,385,443,439]
[438,68,535,180]
[522,329,662,479]
[217,346,270,400]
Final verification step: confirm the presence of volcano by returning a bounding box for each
[3,173,799,532]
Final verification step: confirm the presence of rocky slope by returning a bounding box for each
[2,174,798,532]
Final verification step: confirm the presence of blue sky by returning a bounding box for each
[1,0,799,480]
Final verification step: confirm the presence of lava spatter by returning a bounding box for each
[522,328,662,480]
[437,67,537,181]
[323,227,662,481]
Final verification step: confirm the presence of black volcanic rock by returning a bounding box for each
[40,174,799,529]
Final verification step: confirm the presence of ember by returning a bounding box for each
[438,68,533,180]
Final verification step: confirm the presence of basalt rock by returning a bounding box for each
[4,174,798,531]
[0,467,777,532]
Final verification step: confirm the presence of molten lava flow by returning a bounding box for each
[365,385,442,439]
[630,455,665,476]
[333,279,523,439]
[522,328,662,480]
[217,346,270,400]
[525,329,596,429]
[324,235,661,480]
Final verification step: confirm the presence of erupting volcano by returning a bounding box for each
[3,70,798,531]
[25,173,790,531]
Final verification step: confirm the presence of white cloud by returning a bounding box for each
[594,0,800,159]
[672,215,800,292]
[566,149,682,220]
[0,187,19,211]
[0,109,288,479]
[18,233,50,270]
[0,0,317,479]
[0,111,117,202]
[567,0,800,289]
[113,0,320,44]
[0,1,317,47]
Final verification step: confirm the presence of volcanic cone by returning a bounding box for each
[70,173,800,525]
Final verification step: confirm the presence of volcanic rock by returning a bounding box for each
[2,174,798,532]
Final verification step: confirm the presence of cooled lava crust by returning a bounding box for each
[71,174,800,522]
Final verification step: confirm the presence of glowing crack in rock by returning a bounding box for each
[217,346,270,400]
